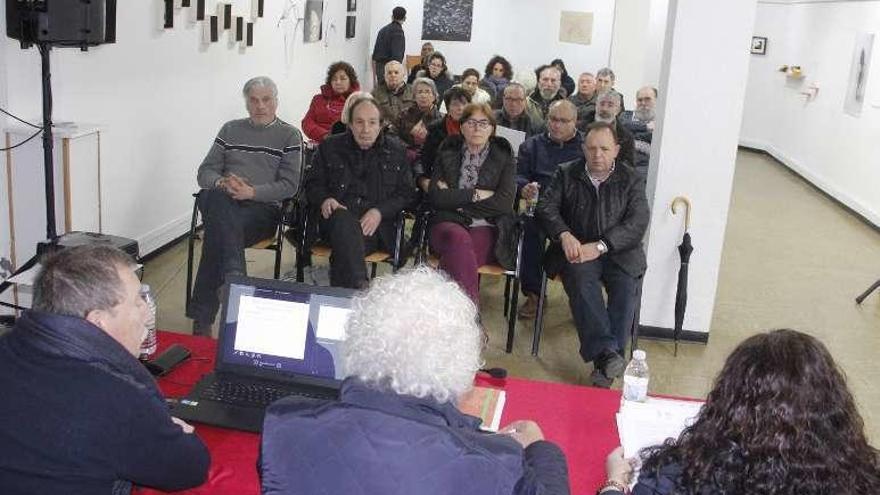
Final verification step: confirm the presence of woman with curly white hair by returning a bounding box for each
[260,267,570,495]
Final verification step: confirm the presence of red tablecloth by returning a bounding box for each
[138,332,623,495]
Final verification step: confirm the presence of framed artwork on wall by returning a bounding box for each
[304,0,323,43]
[751,36,767,55]
[347,0,356,13]
[346,16,356,39]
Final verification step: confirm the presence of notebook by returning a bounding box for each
[170,275,355,432]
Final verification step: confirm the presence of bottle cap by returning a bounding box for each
[633,349,646,360]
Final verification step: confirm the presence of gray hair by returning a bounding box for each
[342,267,483,403]
[597,90,622,106]
[596,67,616,82]
[503,81,527,97]
[384,60,404,74]
[242,76,278,99]
[344,92,381,124]
[32,245,137,318]
[412,77,438,100]
[578,72,595,79]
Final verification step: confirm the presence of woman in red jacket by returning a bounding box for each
[302,61,360,142]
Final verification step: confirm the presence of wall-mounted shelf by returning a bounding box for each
[778,65,804,79]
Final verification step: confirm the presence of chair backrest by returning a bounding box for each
[405,54,422,71]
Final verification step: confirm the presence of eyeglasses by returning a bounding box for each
[463,119,492,130]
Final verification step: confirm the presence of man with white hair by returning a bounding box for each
[494,82,545,138]
[569,72,598,129]
[528,64,568,121]
[0,245,209,493]
[372,60,415,125]
[619,86,658,173]
[587,91,636,168]
[189,76,303,335]
[261,267,570,495]
[595,67,626,112]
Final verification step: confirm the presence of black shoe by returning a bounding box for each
[590,368,614,388]
[590,349,625,387]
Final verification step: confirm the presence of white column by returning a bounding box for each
[640,0,758,336]
[609,0,670,102]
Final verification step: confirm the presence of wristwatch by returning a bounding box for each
[597,240,608,255]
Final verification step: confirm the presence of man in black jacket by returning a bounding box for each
[305,95,416,289]
[535,122,649,388]
[0,245,210,494]
[371,6,406,85]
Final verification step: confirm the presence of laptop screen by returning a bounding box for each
[217,278,354,382]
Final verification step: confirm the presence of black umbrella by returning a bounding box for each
[671,197,693,357]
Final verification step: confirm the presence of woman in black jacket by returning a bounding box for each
[427,102,515,308]
[598,329,880,494]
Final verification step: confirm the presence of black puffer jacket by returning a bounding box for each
[305,129,416,219]
[427,134,515,227]
[536,158,649,278]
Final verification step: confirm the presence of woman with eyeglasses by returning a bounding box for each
[396,77,442,163]
[427,102,515,309]
[418,51,453,100]
[302,61,360,143]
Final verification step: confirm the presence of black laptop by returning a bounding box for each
[170,275,355,433]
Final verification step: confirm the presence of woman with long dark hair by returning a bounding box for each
[482,55,513,108]
[599,329,880,494]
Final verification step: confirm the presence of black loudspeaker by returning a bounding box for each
[6,0,117,49]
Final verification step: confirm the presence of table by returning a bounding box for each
[138,331,625,495]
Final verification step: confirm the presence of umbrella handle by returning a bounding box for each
[671,196,692,231]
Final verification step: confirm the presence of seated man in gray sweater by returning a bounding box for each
[188,76,303,335]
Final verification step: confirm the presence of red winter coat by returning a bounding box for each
[301,83,360,142]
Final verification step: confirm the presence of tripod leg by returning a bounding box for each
[856,279,880,305]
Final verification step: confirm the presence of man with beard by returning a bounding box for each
[595,67,625,112]
[619,86,657,175]
[569,72,598,130]
[587,91,635,168]
[528,65,568,121]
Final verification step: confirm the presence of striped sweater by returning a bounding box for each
[197,118,302,202]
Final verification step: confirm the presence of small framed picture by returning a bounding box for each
[751,36,767,55]
[346,15,356,39]
[347,0,356,12]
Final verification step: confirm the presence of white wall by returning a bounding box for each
[0,10,12,314]
[640,0,758,333]
[368,0,616,84]
[740,1,880,227]
[3,0,373,255]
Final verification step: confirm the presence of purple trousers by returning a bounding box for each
[430,222,496,307]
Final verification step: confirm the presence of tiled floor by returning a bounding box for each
[143,149,880,443]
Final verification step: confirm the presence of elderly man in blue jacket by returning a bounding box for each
[0,245,210,494]
[261,267,570,495]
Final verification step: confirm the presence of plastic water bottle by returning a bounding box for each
[139,284,158,359]
[622,349,649,402]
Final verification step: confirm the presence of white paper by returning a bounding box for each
[495,125,527,157]
[315,305,351,341]
[617,396,703,459]
[234,295,309,359]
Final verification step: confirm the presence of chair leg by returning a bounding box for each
[503,277,512,319]
[185,196,200,311]
[630,277,644,359]
[505,276,520,353]
[531,271,549,357]
[273,230,283,280]
[370,262,378,279]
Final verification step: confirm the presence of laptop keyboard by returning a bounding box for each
[201,380,327,408]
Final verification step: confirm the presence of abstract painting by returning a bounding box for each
[346,16,356,39]
[304,0,324,43]
[422,0,473,42]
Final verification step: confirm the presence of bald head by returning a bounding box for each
[547,100,578,143]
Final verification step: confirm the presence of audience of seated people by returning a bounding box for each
[304,94,416,289]
[599,329,880,494]
[302,61,360,143]
[516,100,584,319]
[443,67,492,110]
[372,60,415,127]
[261,267,570,495]
[188,76,302,335]
[427,102,516,309]
[481,55,514,109]
[494,81,545,137]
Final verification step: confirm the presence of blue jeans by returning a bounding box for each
[187,189,279,325]
[560,258,638,363]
